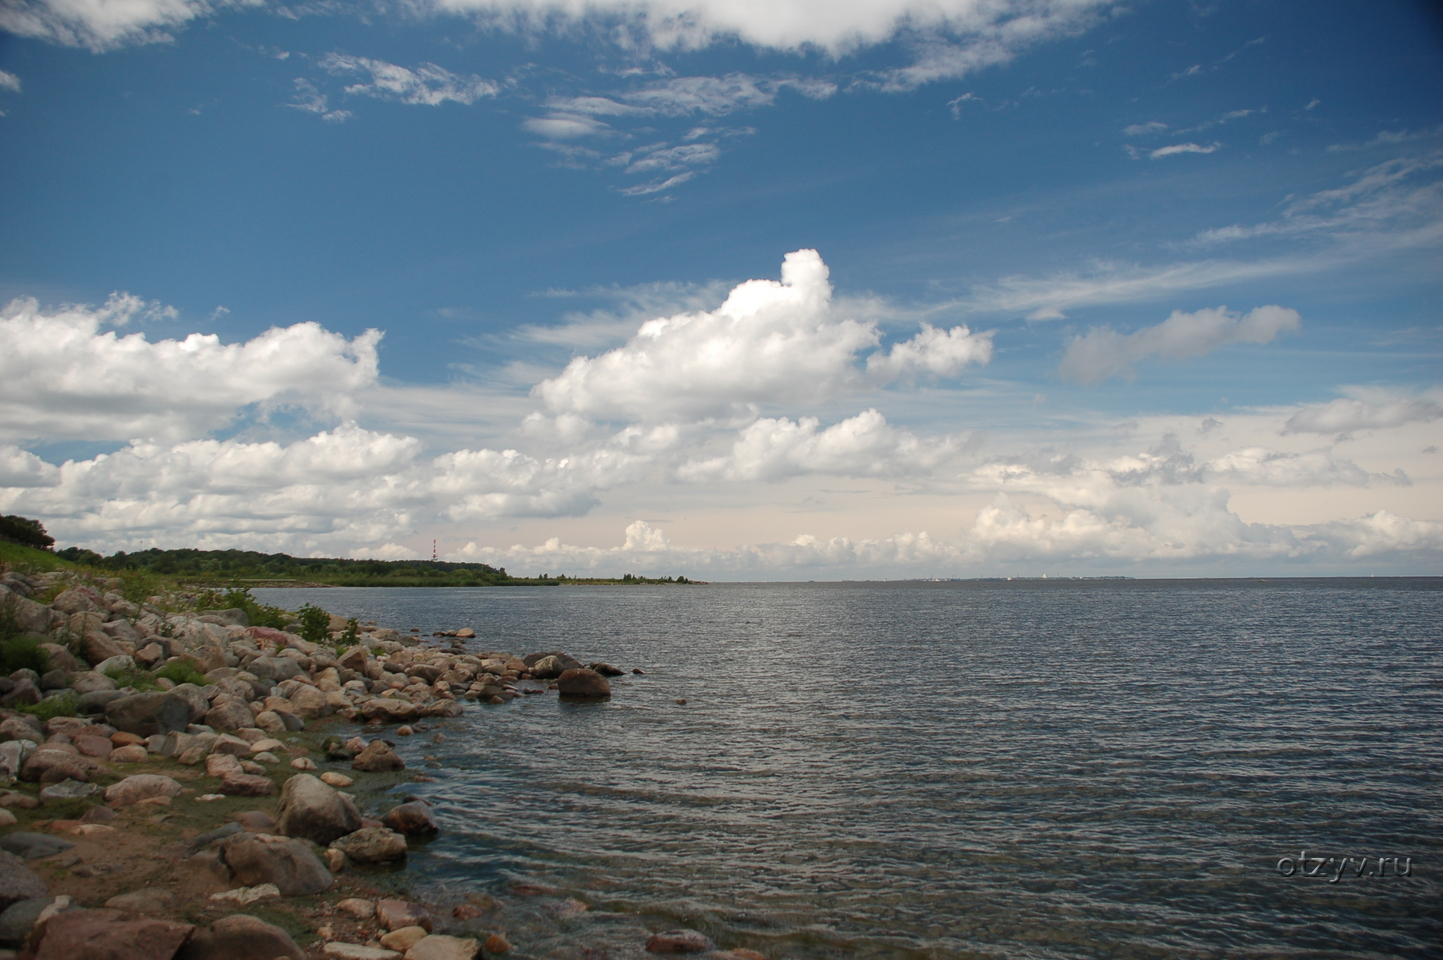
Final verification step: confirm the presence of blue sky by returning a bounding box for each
[1,0,1439,577]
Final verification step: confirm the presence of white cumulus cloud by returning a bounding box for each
[533,249,991,420]
[0,295,381,442]
[678,408,965,482]
[1058,305,1301,385]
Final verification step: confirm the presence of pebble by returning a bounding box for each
[379,926,429,951]
[336,898,376,920]
[483,933,511,953]
[292,757,318,770]
[321,772,355,788]
[323,944,401,960]
[210,882,281,904]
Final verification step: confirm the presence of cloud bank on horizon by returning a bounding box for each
[0,0,1438,576]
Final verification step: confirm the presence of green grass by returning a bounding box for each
[0,540,71,572]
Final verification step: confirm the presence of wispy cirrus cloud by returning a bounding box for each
[1282,387,1443,436]
[1058,305,1300,385]
[319,54,500,107]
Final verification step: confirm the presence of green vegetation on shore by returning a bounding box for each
[51,546,699,587]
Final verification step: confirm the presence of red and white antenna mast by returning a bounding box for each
[432,539,437,561]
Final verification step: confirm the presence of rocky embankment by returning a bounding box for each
[0,568,693,960]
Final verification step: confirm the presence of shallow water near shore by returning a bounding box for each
[254,579,1443,959]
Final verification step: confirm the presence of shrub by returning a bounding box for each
[15,692,79,721]
[203,587,290,630]
[102,663,158,692]
[154,660,209,687]
[0,635,49,675]
[296,603,331,645]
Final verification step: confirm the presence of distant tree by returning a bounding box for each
[0,515,54,551]
[56,546,104,565]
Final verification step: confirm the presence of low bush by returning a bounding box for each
[15,692,79,721]
[154,660,209,687]
[0,634,49,675]
[296,603,331,645]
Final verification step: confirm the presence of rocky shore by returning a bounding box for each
[0,568,732,960]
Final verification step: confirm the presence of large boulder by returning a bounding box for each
[173,912,306,960]
[204,696,255,732]
[50,587,101,615]
[247,657,303,682]
[70,672,118,695]
[380,801,438,837]
[338,644,369,673]
[330,827,407,864]
[38,643,79,672]
[105,693,191,737]
[286,685,331,719]
[218,774,276,797]
[274,774,362,845]
[104,774,184,808]
[359,699,418,723]
[0,717,41,742]
[19,749,93,785]
[168,684,210,722]
[556,668,610,699]
[78,632,125,667]
[351,740,405,772]
[0,679,41,707]
[0,851,46,911]
[5,596,57,635]
[221,834,332,896]
[0,896,61,948]
[0,832,75,860]
[29,908,192,960]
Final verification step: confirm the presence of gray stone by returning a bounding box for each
[0,740,35,780]
[169,684,210,722]
[0,896,59,947]
[105,693,191,737]
[247,657,304,682]
[77,690,127,714]
[93,655,136,677]
[0,851,46,911]
[221,834,333,896]
[274,774,362,846]
[38,779,101,801]
[405,936,481,960]
[0,832,75,861]
[104,774,184,807]
[69,672,118,695]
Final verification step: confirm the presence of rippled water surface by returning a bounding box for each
[254,580,1443,959]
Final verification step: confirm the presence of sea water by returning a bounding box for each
[253,579,1443,959]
